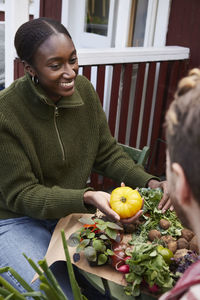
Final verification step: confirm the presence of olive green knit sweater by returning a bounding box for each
[0,74,156,219]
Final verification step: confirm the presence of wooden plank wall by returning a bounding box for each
[39,0,62,21]
[166,0,200,69]
[81,59,189,190]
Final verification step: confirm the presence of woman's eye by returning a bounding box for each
[70,57,77,64]
[49,64,60,70]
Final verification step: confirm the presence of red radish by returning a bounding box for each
[124,256,131,260]
[148,284,159,293]
[116,264,130,274]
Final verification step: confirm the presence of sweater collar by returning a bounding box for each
[25,72,84,108]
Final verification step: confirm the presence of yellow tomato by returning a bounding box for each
[110,186,143,219]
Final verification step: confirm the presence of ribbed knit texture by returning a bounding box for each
[0,74,157,219]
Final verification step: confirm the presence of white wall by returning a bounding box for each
[4,0,40,87]
[5,0,29,87]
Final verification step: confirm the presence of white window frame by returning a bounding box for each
[114,0,171,48]
[62,0,116,48]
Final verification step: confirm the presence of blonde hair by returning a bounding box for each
[165,68,200,200]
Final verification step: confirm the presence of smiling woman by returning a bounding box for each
[0,17,168,300]
[24,34,78,101]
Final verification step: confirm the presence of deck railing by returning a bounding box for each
[78,46,189,180]
[14,46,190,184]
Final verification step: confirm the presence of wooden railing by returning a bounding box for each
[14,46,190,185]
[78,47,189,180]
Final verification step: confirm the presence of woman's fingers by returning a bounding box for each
[119,209,143,224]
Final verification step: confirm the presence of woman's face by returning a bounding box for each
[32,33,78,102]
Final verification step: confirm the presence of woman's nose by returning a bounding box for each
[62,64,76,78]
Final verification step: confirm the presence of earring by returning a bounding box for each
[32,76,39,85]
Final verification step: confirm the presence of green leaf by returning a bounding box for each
[86,232,95,239]
[151,270,158,280]
[97,254,108,265]
[149,250,157,257]
[99,234,108,240]
[106,222,123,231]
[94,219,105,224]
[84,246,97,262]
[78,217,95,225]
[131,276,142,297]
[67,232,81,247]
[76,239,90,253]
[96,224,107,231]
[92,239,105,252]
[105,228,117,240]
[106,249,114,256]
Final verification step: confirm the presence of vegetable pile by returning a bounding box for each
[67,187,200,298]
[124,243,174,297]
[124,187,200,296]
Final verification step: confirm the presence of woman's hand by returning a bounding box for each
[84,182,144,224]
[118,200,144,224]
[147,179,173,213]
[84,190,121,222]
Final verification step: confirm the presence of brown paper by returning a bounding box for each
[35,213,127,286]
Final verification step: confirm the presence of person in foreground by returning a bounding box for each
[159,68,200,300]
[0,17,170,299]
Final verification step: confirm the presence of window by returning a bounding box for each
[85,0,110,36]
[128,0,149,47]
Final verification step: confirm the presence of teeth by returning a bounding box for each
[60,81,73,87]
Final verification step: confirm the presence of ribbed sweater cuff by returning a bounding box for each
[82,187,97,214]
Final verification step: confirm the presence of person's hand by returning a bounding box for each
[84,183,144,224]
[118,199,144,224]
[84,190,121,222]
[147,179,173,213]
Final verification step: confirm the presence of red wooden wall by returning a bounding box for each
[166,0,200,69]
[39,0,62,21]
[81,59,189,184]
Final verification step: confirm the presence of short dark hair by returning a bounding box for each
[14,17,72,65]
[165,68,200,201]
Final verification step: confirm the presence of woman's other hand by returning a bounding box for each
[147,179,173,213]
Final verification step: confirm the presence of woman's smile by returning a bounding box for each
[59,79,74,89]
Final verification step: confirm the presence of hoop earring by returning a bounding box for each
[32,76,39,85]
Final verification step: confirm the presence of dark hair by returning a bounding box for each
[14,17,72,65]
[165,68,200,201]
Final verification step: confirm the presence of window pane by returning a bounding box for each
[85,0,110,36]
[132,0,149,46]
